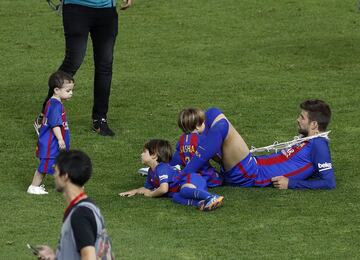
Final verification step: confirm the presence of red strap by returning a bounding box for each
[63,191,87,220]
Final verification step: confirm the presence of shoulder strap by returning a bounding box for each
[75,201,105,229]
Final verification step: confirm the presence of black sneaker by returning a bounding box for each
[92,118,115,136]
[34,114,43,136]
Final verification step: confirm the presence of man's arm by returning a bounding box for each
[80,246,96,260]
[291,138,335,189]
[273,138,336,190]
[71,207,97,257]
[272,174,336,190]
[287,172,335,189]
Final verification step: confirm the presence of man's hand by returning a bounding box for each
[37,245,55,260]
[120,0,133,10]
[271,176,289,190]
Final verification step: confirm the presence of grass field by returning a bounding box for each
[1,0,360,259]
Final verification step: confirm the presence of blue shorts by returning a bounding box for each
[180,173,208,191]
[38,158,55,175]
[223,153,258,187]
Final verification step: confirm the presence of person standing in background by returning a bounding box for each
[35,0,133,136]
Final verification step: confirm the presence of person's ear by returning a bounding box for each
[63,172,70,182]
[310,121,318,131]
[54,87,61,94]
[151,153,158,161]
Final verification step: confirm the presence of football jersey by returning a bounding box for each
[254,137,335,189]
[171,133,223,187]
[36,98,70,159]
[144,163,182,197]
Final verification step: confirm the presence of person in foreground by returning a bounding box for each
[119,139,224,211]
[36,150,114,260]
[182,99,336,189]
[28,71,74,195]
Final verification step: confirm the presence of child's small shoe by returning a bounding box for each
[198,200,206,211]
[199,195,224,211]
[27,185,48,195]
[138,167,149,176]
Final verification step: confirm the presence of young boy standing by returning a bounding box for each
[27,71,74,195]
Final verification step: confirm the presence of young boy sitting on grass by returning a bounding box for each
[119,139,224,211]
[138,108,223,188]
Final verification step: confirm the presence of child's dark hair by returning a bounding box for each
[144,139,173,163]
[300,99,331,131]
[55,150,92,187]
[178,108,205,134]
[48,70,74,95]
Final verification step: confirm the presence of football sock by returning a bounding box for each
[183,118,229,173]
[180,187,212,200]
[172,193,201,207]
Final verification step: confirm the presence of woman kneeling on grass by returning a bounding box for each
[119,139,224,211]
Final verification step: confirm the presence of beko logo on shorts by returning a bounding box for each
[318,162,332,172]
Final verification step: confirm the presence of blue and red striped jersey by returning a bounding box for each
[144,163,181,197]
[171,133,223,187]
[36,98,70,159]
[254,137,335,189]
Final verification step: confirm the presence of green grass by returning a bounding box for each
[1,0,360,259]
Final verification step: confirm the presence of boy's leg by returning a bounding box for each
[30,170,45,186]
[27,170,48,195]
[179,174,225,211]
[180,174,212,200]
[172,193,202,207]
[27,158,56,195]
[180,187,212,201]
[183,115,250,173]
[182,119,229,173]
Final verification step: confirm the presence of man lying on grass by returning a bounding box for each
[181,99,335,189]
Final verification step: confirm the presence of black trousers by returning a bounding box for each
[42,4,118,119]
